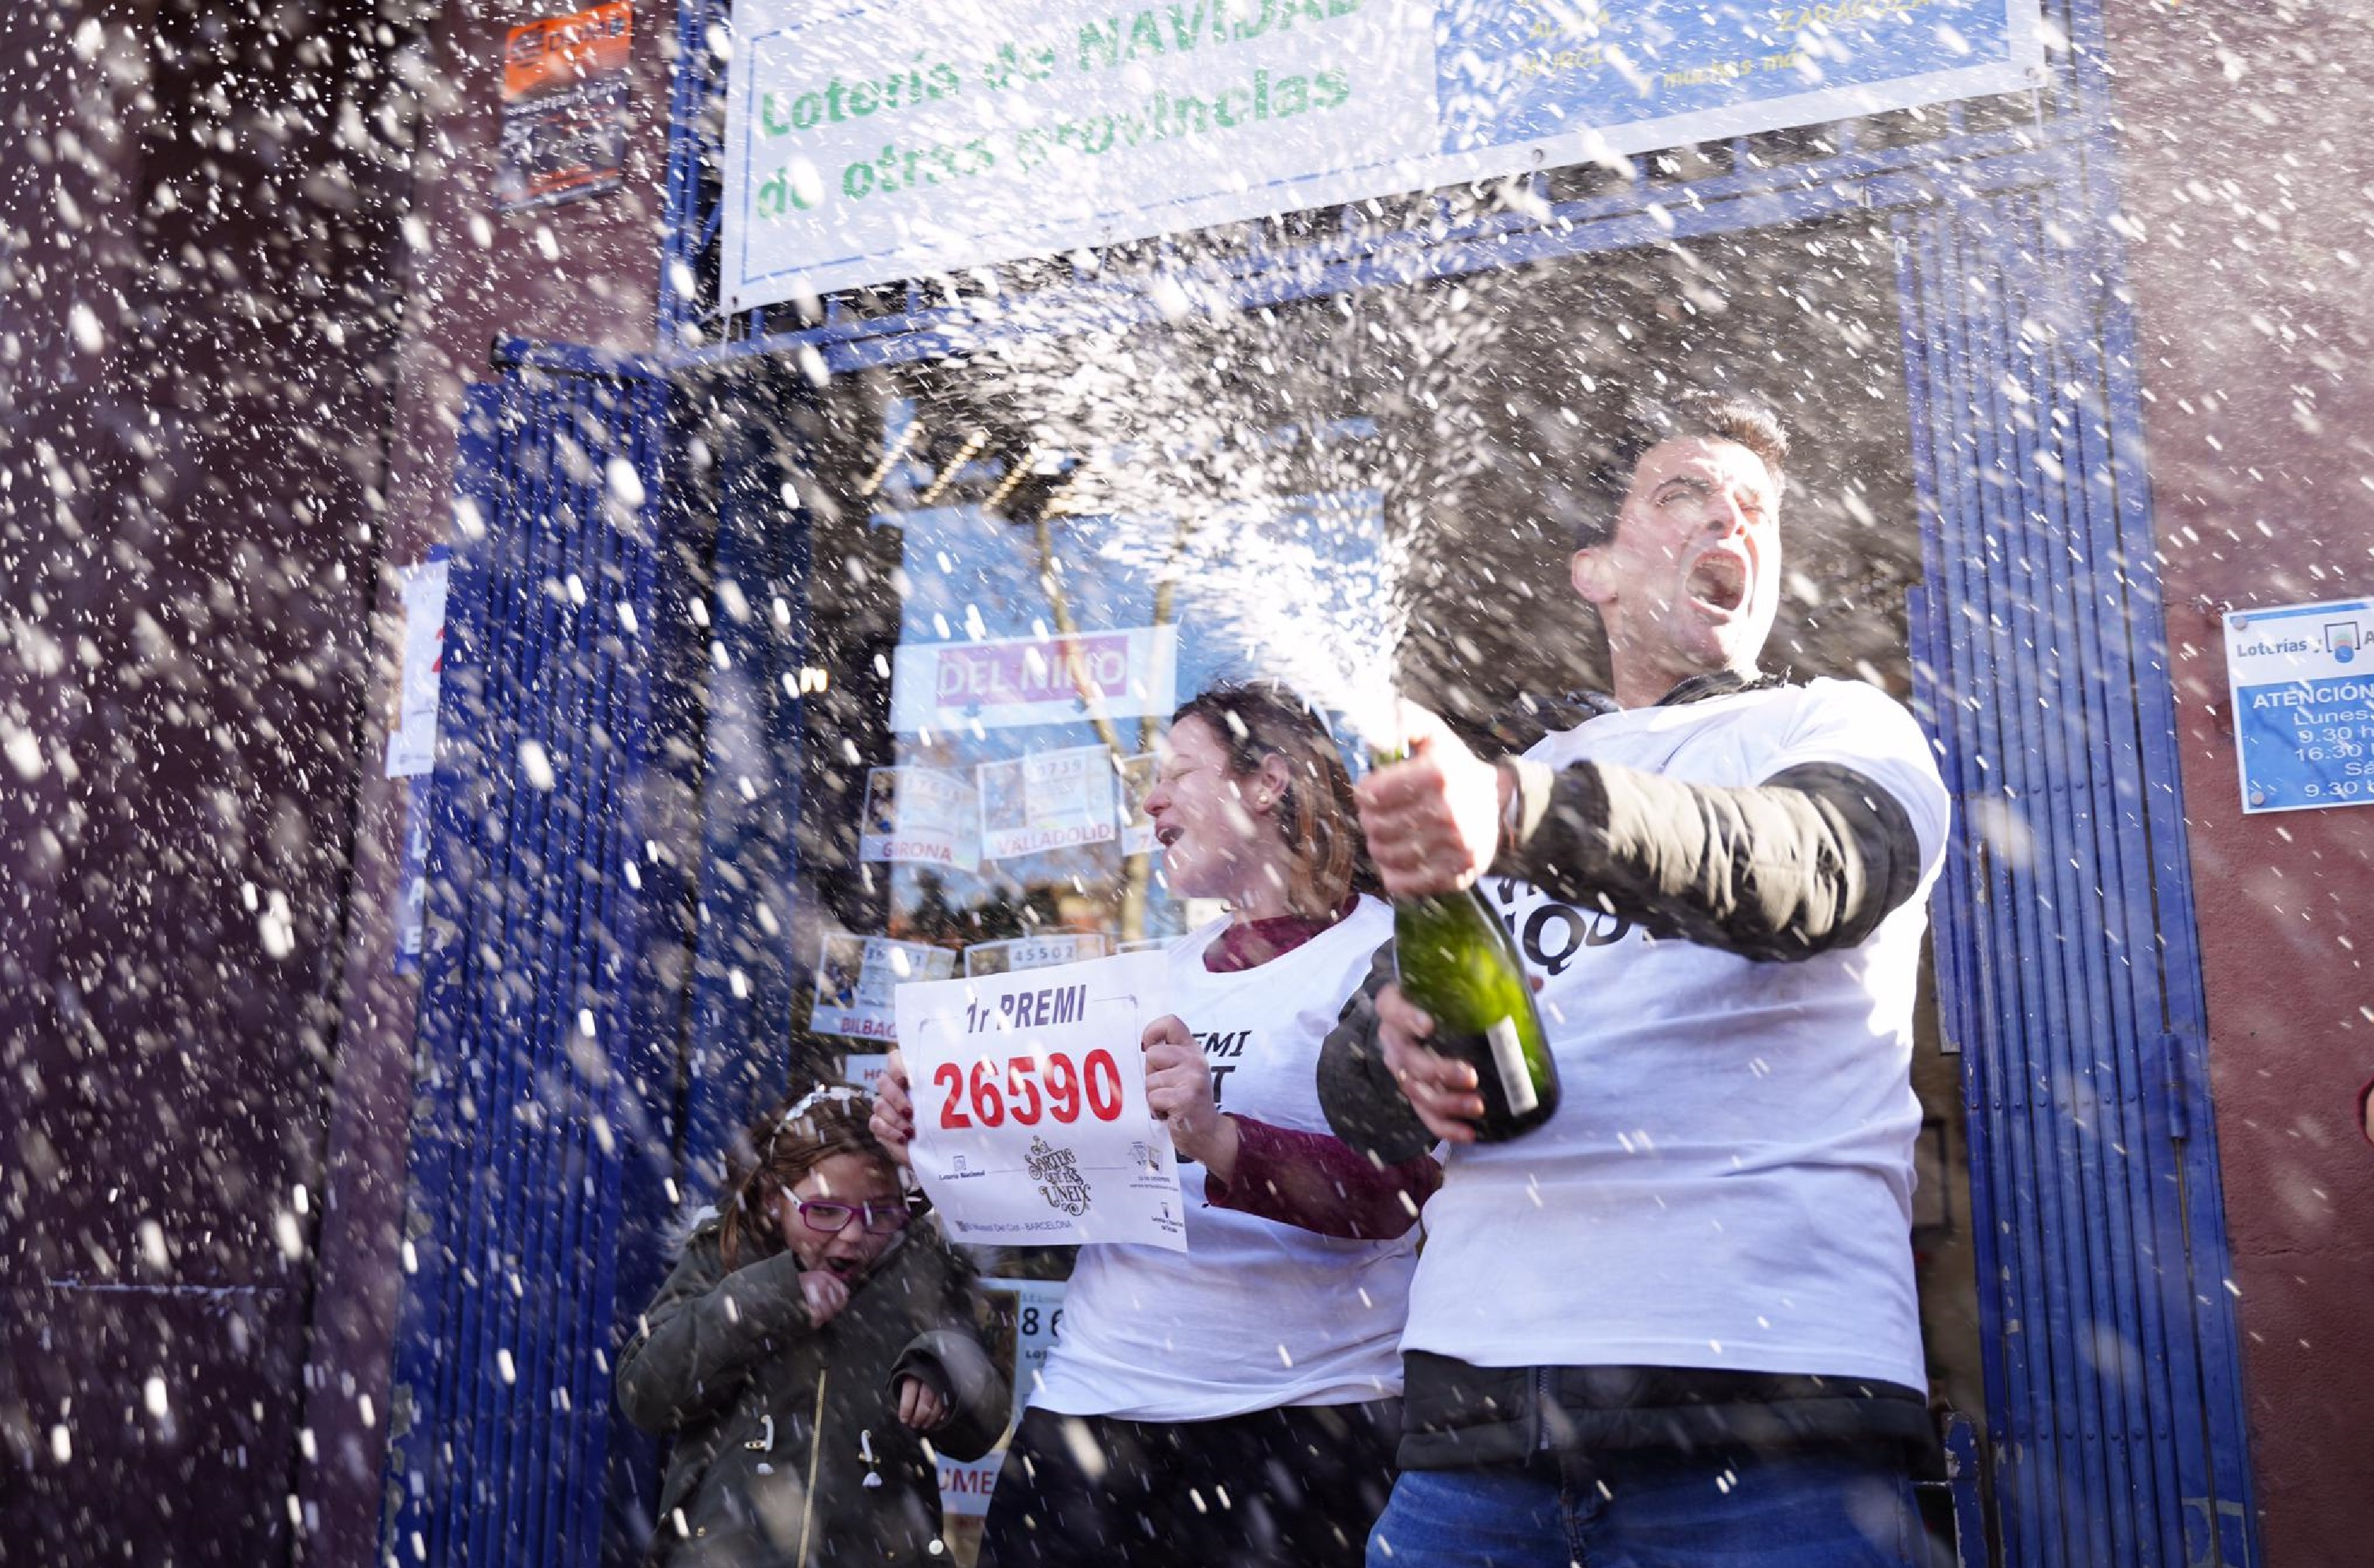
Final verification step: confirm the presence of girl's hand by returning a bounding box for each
[799,1270,852,1326]
[870,1049,916,1168]
[1143,1014,1240,1183]
[895,1378,948,1431]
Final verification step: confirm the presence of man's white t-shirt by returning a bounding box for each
[1403,679,1951,1391]
[1031,897,1416,1422]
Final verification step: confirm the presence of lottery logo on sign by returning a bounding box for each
[1026,1137,1092,1216]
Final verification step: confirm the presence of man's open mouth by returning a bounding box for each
[1156,824,1184,849]
[1686,552,1749,615]
[824,1256,860,1279]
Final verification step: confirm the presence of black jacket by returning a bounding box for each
[615,1216,1009,1566]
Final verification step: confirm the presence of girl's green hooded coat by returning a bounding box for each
[616,1212,1008,1566]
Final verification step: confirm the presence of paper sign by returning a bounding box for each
[979,745,1119,860]
[810,933,956,1041]
[1115,753,1159,856]
[386,558,450,778]
[722,0,2041,306]
[840,1052,893,1099]
[891,626,1178,734]
[495,2,633,211]
[2225,597,2374,814]
[861,766,982,870]
[893,951,1185,1249]
[964,932,1111,977]
[937,1278,1067,1517]
[394,776,432,974]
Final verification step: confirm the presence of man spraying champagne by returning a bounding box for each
[1322,392,1952,1568]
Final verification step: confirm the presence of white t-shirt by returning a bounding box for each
[1403,679,1951,1391]
[1030,896,1417,1421]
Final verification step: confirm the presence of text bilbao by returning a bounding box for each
[936,982,1130,1130]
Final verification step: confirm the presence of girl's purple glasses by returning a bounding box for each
[795,1199,910,1235]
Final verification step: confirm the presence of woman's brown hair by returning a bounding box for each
[1169,682,1379,921]
[715,1085,896,1270]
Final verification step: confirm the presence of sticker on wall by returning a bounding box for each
[860,766,982,871]
[810,933,956,1041]
[1115,753,1159,857]
[386,555,450,778]
[937,1277,1068,1517]
[891,626,1178,735]
[964,932,1111,978]
[978,745,1119,860]
[2224,596,2374,814]
[494,1,634,212]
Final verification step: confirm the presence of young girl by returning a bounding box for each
[875,682,1440,1568]
[616,1086,1008,1566]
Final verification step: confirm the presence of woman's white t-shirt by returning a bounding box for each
[1029,897,1416,1422]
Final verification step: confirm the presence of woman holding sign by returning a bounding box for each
[875,682,1438,1568]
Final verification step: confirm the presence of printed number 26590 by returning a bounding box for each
[933,1050,1125,1130]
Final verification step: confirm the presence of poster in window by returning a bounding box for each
[810,932,956,1042]
[495,2,633,212]
[860,766,982,871]
[963,932,1111,978]
[978,745,1119,861]
[1115,753,1159,857]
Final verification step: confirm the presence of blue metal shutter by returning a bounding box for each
[1898,185,2259,1568]
[381,361,695,1568]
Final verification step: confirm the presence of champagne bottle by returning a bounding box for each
[1370,747,1560,1141]
[1391,886,1561,1141]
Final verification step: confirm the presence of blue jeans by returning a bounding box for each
[1367,1452,1928,1568]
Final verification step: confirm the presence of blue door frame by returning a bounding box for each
[386,0,2260,1561]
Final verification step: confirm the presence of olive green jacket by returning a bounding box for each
[615,1215,1008,1567]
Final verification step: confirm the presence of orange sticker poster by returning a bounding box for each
[494,2,633,210]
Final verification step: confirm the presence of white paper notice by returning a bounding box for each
[811,933,956,1042]
[386,558,450,778]
[860,766,982,870]
[979,745,1118,860]
[894,950,1185,1251]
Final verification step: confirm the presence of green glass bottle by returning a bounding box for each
[1391,886,1561,1141]
[1368,744,1560,1141]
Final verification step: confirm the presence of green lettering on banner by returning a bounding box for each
[1078,17,1122,70]
[1230,0,1272,39]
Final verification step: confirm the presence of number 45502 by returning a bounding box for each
[933,1050,1126,1130]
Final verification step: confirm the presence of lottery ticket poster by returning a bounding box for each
[1115,753,1159,856]
[963,932,1109,978]
[809,933,955,1043]
[893,950,1185,1251]
[860,766,982,871]
[979,745,1118,861]
[935,1277,1067,1518]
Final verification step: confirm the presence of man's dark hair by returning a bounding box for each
[1573,390,1789,548]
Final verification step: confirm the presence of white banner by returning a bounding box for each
[893,951,1187,1249]
[723,0,2043,306]
[861,766,982,870]
[978,745,1119,860]
[892,626,1178,735]
[811,933,957,1041]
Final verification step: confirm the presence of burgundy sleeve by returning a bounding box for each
[1203,1115,1441,1240]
